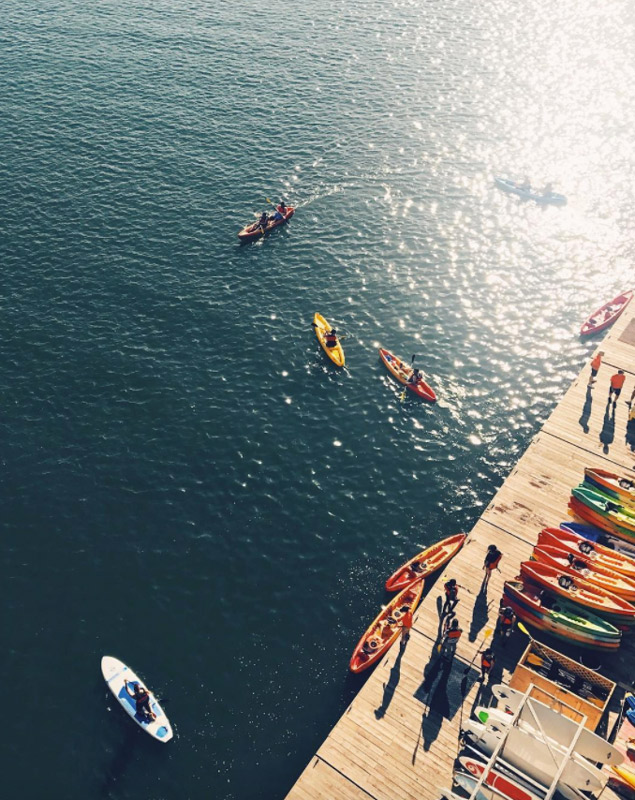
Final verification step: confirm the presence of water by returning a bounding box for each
[2,1,635,797]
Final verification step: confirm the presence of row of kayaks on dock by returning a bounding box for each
[313,312,437,401]
[502,467,635,651]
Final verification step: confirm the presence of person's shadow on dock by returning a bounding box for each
[599,398,616,454]
[374,640,406,719]
[626,416,635,452]
[414,655,452,756]
[468,588,490,643]
[578,385,593,434]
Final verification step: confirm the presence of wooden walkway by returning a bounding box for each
[284,306,635,800]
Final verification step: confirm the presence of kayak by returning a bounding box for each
[378,348,436,401]
[385,533,467,592]
[531,545,635,600]
[313,312,345,367]
[349,579,423,673]
[612,765,635,791]
[545,526,635,577]
[585,467,635,508]
[520,560,635,625]
[237,206,295,242]
[569,495,635,542]
[502,580,621,649]
[101,656,173,742]
[494,177,567,205]
[559,521,635,560]
[580,290,633,336]
[572,486,635,533]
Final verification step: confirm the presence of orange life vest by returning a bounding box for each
[481,654,494,669]
[611,373,626,389]
[591,354,602,371]
[447,627,462,640]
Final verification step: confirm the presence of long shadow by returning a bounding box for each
[626,417,635,452]
[599,398,616,453]
[374,640,406,719]
[468,587,490,643]
[578,385,593,433]
[420,659,452,752]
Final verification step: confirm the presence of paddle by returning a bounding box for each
[400,354,417,402]
[462,628,493,674]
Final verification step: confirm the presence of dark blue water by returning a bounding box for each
[2,1,635,797]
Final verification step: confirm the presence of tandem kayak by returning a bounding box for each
[531,545,635,600]
[494,177,567,205]
[101,656,173,742]
[385,533,466,592]
[349,579,423,673]
[313,312,344,367]
[378,348,436,401]
[580,290,633,336]
[584,467,635,508]
[237,207,294,241]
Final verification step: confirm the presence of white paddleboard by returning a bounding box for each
[459,756,542,800]
[101,656,173,742]
[464,720,603,791]
[490,685,622,765]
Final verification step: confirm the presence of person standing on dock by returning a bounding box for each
[399,607,413,646]
[482,545,502,588]
[440,618,462,660]
[441,578,462,616]
[588,351,603,386]
[478,648,495,683]
[609,370,626,405]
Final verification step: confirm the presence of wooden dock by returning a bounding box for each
[284,307,635,800]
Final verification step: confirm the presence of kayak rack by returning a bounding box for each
[457,685,608,800]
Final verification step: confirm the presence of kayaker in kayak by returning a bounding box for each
[256,211,269,232]
[324,328,338,348]
[271,200,287,221]
[408,369,423,385]
[124,679,156,722]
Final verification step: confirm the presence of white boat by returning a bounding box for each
[464,720,604,791]
[101,656,173,742]
[494,177,567,205]
[489,685,622,765]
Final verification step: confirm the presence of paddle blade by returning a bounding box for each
[483,628,493,640]
[517,621,531,638]
[411,354,416,365]
[400,387,407,402]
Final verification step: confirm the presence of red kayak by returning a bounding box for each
[378,348,436,401]
[385,533,466,592]
[238,207,295,242]
[580,290,633,336]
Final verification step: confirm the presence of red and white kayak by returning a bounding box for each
[237,207,294,241]
[580,290,633,336]
[378,348,436,401]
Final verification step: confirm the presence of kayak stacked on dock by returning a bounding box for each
[570,484,635,542]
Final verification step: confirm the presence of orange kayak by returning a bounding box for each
[538,527,635,580]
[378,348,436,401]
[349,580,423,673]
[385,533,467,592]
[520,561,635,624]
[580,290,633,336]
[532,545,635,600]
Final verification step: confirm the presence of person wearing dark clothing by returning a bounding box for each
[442,578,460,616]
[482,545,502,587]
[124,679,156,722]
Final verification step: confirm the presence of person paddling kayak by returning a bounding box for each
[271,200,287,221]
[256,211,269,232]
[408,368,423,385]
[324,328,338,348]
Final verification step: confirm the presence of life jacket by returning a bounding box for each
[485,550,502,570]
[591,354,602,371]
[501,612,513,628]
[325,332,337,344]
[444,581,458,598]
[446,627,462,640]
[481,654,494,669]
[276,205,286,216]
[401,610,413,629]
[611,373,626,389]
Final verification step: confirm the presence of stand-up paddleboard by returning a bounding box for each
[463,720,604,790]
[453,772,495,800]
[101,656,173,742]
[459,756,542,800]
[490,685,622,765]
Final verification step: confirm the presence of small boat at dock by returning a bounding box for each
[385,533,466,592]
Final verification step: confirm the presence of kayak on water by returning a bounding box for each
[101,656,173,742]
[580,290,633,336]
[237,206,295,242]
[313,312,345,367]
[494,177,567,205]
[385,533,467,592]
[378,348,436,401]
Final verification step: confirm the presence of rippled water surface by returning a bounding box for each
[2,0,635,797]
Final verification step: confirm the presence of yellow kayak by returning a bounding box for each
[313,313,345,367]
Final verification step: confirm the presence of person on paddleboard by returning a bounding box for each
[124,679,156,722]
[325,328,338,348]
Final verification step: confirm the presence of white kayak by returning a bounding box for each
[490,684,622,765]
[101,655,173,742]
[494,177,567,205]
[464,719,604,791]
